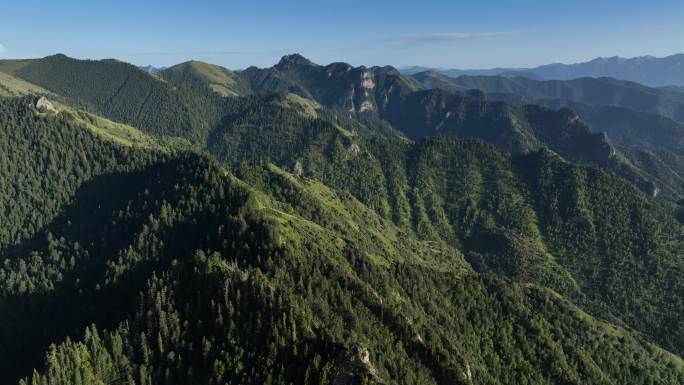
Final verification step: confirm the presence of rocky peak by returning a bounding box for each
[275,54,316,70]
[360,70,375,90]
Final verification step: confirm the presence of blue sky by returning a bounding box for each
[1,0,683,69]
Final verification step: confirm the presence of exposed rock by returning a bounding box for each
[349,143,361,154]
[359,100,374,112]
[331,345,380,385]
[348,88,357,113]
[358,347,370,365]
[293,160,304,177]
[465,363,473,384]
[639,180,660,198]
[35,97,58,113]
[361,70,375,89]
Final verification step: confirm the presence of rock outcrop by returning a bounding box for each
[35,97,58,113]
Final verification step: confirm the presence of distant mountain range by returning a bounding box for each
[410,72,684,121]
[139,65,166,74]
[403,54,684,87]
[409,71,684,158]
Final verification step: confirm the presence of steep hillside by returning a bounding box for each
[411,74,684,123]
[186,89,684,359]
[0,96,163,247]
[237,65,305,95]
[242,54,420,115]
[0,72,52,97]
[2,54,229,143]
[1,98,683,384]
[279,134,684,357]
[561,103,684,155]
[5,54,675,201]
[238,57,621,166]
[407,73,684,199]
[239,56,663,171]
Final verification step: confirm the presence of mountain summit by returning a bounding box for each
[275,53,317,70]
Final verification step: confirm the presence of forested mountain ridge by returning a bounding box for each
[5,54,679,170]
[241,124,684,359]
[559,102,684,155]
[408,72,684,159]
[160,60,249,97]
[171,54,673,200]
[213,55,684,190]
[0,55,614,165]
[410,73,684,123]
[0,54,232,143]
[406,71,684,199]
[4,52,684,384]
[2,93,684,385]
[2,53,683,202]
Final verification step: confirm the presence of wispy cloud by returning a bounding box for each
[375,32,511,45]
[0,44,6,55]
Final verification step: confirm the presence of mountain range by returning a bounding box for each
[409,71,684,156]
[2,53,684,384]
[139,65,166,74]
[403,54,684,87]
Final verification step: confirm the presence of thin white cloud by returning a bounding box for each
[0,44,6,55]
[376,32,511,45]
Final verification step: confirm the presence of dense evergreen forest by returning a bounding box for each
[2,54,684,384]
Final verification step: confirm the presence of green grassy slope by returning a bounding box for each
[0,72,52,96]
[161,60,250,97]
[413,74,684,122]
[5,54,228,143]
